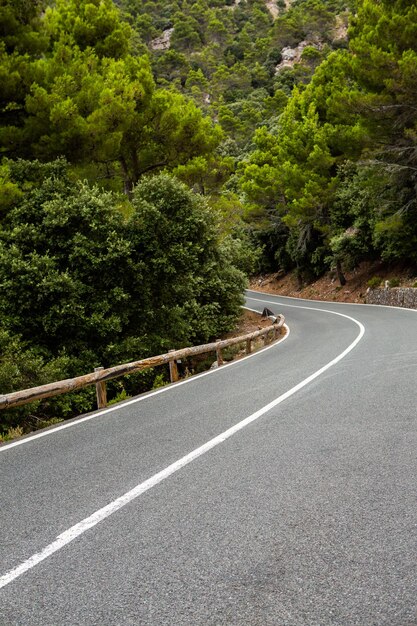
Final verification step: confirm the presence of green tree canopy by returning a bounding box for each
[239,0,417,278]
[0,159,246,432]
[0,159,245,362]
[0,0,222,191]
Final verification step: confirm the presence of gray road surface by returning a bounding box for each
[1,291,416,625]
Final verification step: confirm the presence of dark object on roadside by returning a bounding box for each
[262,307,277,323]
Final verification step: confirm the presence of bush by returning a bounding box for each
[388,277,400,288]
[0,426,24,443]
[0,163,247,433]
[367,276,382,289]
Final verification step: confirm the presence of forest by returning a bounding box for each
[1,0,416,438]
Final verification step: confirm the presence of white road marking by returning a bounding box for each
[246,289,417,312]
[247,295,369,319]
[0,314,289,452]
[0,307,364,589]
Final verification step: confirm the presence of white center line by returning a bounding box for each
[0,306,365,590]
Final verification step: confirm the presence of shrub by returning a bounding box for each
[0,163,247,433]
[388,277,400,288]
[0,425,24,443]
[108,388,131,406]
[367,276,381,289]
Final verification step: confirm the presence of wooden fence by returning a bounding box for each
[0,315,285,412]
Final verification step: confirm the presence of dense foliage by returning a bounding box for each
[0,0,222,191]
[0,0,247,436]
[0,159,246,433]
[240,0,417,280]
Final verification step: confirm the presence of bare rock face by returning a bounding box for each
[264,0,294,20]
[265,0,279,19]
[282,46,297,60]
[332,15,348,43]
[150,28,174,51]
[275,41,322,72]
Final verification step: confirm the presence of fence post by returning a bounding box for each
[169,350,179,383]
[216,340,224,366]
[246,338,252,354]
[94,367,107,409]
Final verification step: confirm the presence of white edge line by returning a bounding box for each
[247,295,369,319]
[0,309,289,452]
[0,307,364,589]
[245,288,417,312]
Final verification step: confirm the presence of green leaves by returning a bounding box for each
[0,0,221,192]
[129,174,245,345]
[238,0,417,278]
[0,161,246,429]
[241,91,338,233]
[44,0,132,59]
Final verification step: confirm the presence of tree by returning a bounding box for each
[171,15,202,52]
[0,0,222,192]
[153,50,190,86]
[129,173,246,345]
[44,0,132,59]
[0,0,48,55]
[338,0,417,266]
[0,159,137,357]
[0,159,246,364]
[119,88,222,192]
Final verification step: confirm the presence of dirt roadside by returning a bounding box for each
[250,262,417,304]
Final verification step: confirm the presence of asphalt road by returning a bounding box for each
[1,291,417,625]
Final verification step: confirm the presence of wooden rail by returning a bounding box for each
[0,315,285,411]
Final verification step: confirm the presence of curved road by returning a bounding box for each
[1,291,416,625]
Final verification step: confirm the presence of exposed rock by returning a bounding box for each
[344,227,359,237]
[275,40,322,72]
[282,46,297,60]
[150,28,174,51]
[265,0,279,20]
[332,16,348,42]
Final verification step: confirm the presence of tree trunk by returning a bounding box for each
[131,150,140,186]
[120,156,134,197]
[296,267,303,290]
[336,259,347,286]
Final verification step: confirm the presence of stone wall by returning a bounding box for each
[366,287,417,309]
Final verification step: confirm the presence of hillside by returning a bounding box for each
[252,263,417,304]
[120,0,352,155]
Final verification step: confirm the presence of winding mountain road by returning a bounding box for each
[1,291,417,625]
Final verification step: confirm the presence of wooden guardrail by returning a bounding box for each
[0,314,284,412]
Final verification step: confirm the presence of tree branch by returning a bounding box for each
[138,161,168,176]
